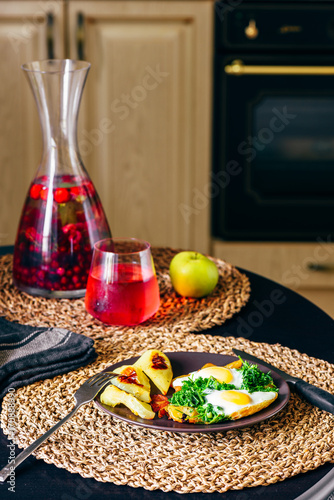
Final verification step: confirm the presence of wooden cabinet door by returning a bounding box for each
[0,1,65,245]
[213,240,334,318]
[68,1,213,252]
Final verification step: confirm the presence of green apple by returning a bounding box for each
[169,251,219,298]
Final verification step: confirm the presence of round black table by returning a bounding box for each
[0,246,334,500]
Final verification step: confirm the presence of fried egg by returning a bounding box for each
[204,389,277,418]
[172,366,244,389]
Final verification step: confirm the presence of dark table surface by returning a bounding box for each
[1,246,334,500]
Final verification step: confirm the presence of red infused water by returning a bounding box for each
[85,262,160,325]
[13,174,111,298]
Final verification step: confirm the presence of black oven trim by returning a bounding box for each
[217,2,334,52]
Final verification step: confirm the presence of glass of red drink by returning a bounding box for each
[85,238,160,326]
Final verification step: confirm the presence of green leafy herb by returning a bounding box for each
[238,359,278,393]
[196,403,230,424]
[169,376,236,408]
[168,376,234,423]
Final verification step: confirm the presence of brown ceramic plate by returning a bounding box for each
[94,352,290,433]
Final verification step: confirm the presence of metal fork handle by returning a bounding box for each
[0,371,127,481]
[0,404,80,482]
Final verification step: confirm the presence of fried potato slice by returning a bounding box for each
[133,349,173,395]
[100,385,155,420]
[110,365,151,403]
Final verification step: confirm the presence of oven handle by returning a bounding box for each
[225,59,334,76]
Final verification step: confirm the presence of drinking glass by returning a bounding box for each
[85,238,160,325]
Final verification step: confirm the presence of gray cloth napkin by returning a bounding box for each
[0,317,96,399]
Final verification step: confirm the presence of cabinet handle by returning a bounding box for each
[46,12,54,59]
[307,262,334,273]
[76,12,85,60]
[224,59,334,76]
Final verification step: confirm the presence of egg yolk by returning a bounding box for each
[199,367,233,384]
[219,391,251,405]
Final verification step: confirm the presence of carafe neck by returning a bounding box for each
[22,60,90,173]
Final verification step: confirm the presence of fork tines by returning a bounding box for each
[87,372,116,387]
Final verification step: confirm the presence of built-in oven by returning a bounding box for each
[212,2,334,241]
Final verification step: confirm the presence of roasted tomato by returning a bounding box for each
[151,394,170,418]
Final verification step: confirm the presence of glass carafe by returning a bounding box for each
[13,60,111,298]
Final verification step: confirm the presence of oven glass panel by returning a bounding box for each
[251,97,334,200]
[212,55,334,240]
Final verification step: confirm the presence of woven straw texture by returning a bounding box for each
[0,249,250,339]
[1,253,334,494]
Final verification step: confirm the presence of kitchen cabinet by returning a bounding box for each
[212,240,334,319]
[0,1,65,246]
[0,0,213,254]
[68,1,213,252]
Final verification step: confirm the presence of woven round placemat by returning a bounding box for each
[0,249,250,339]
[1,334,334,494]
[0,252,334,494]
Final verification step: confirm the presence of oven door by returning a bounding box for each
[212,55,334,241]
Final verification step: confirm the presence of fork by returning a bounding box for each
[0,370,123,482]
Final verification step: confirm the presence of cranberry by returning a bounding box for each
[70,186,86,200]
[60,277,68,285]
[54,188,70,203]
[76,212,86,223]
[51,260,58,269]
[40,187,49,200]
[30,184,43,200]
[63,224,85,246]
[25,227,40,244]
[72,276,79,284]
[56,267,65,276]
[37,270,45,280]
[62,224,76,237]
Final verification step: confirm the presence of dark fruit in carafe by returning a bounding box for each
[13,174,110,294]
